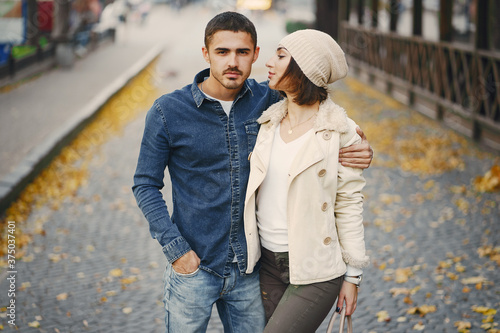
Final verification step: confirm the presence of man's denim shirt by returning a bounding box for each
[133,69,280,278]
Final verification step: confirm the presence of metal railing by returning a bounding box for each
[340,22,500,149]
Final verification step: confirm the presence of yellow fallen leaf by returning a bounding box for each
[472,306,497,316]
[474,165,500,192]
[482,315,494,323]
[109,268,123,277]
[130,267,141,274]
[120,276,138,285]
[454,321,471,330]
[461,276,488,285]
[28,321,40,328]
[407,305,437,317]
[395,267,413,283]
[122,307,133,314]
[106,290,118,297]
[19,282,31,291]
[389,287,410,296]
[376,310,391,322]
[413,323,425,331]
[83,320,89,328]
[56,293,68,301]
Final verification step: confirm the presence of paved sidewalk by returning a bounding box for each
[0,9,164,212]
[1,3,499,333]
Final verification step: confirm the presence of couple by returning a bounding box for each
[133,11,370,333]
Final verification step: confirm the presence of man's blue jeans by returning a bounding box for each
[163,262,265,332]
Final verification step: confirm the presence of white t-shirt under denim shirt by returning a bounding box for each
[256,124,362,277]
[202,91,233,116]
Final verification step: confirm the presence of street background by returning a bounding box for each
[1,1,499,333]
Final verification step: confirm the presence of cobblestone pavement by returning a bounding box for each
[1,3,500,333]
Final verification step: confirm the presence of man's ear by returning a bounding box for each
[252,46,260,64]
[202,46,210,64]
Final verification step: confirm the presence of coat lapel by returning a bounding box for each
[246,122,276,196]
[288,133,324,179]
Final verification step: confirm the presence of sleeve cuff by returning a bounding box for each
[346,265,363,277]
[162,236,192,264]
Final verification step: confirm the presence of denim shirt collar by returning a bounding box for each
[191,68,254,107]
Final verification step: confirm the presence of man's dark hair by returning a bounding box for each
[204,11,257,49]
[277,57,328,105]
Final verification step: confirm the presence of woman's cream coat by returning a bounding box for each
[244,97,369,285]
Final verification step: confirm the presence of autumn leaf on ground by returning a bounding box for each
[454,321,471,332]
[472,306,497,316]
[477,245,500,266]
[376,310,391,322]
[461,276,489,285]
[122,307,133,314]
[56,293,68,301]
[395,267,414,283]
[28,321,40,328]
[474,165,500,192]
[407,305,437,317]
[109,268,123,277]
[413,322,425,331]
[120,276,139,285]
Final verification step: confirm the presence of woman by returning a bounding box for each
[244,29,369,332]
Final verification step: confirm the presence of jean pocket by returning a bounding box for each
[172,267,200,278]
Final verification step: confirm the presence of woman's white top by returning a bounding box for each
[256,124,313,252]
[255,123,363,277]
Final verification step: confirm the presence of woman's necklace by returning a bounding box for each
[287,113,316,134]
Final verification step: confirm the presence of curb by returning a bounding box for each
[0,44,164,215]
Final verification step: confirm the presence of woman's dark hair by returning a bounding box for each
[276,57,328,105]
[204,12,257,50]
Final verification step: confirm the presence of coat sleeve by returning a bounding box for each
[335,119,370,269]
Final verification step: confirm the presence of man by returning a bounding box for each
[132,11,373,332]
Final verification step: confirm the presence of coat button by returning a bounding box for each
[321,202,328,211]
[322,132,332,140]
[324,237,332,245]
[318,169,326,177]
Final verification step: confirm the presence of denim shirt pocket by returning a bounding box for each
[244,119,260,153]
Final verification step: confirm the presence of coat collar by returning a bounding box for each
[257,95,350,134]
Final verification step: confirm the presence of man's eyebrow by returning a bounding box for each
[214,47,251,52]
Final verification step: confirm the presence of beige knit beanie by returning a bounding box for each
[279,29,348,88]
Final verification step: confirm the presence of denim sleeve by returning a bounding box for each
[132,101,191,263]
